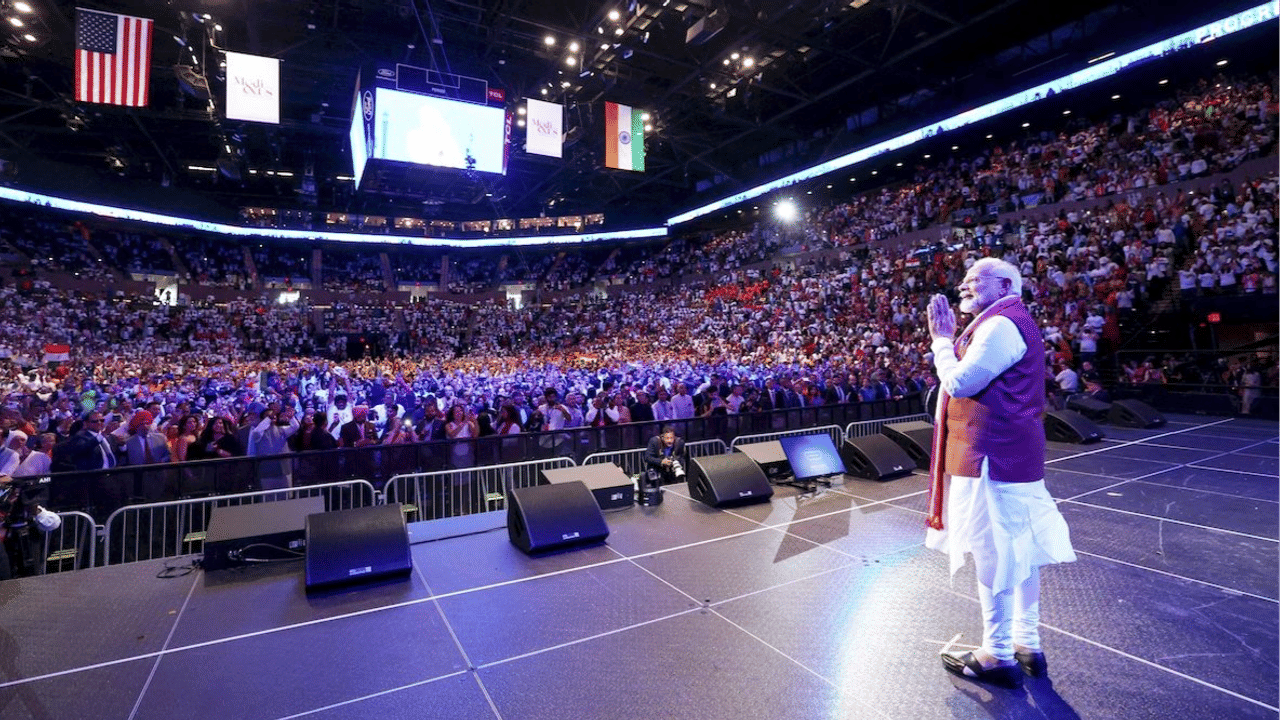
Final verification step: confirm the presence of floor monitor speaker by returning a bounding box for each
[1108,399,1166,428]
[508,481,610,554]
[880,421,934,470]
[305,504,412,591]
[734,440,791,481]
[1066,395,1111,421]
[840,435,915,481]
[542,463,634,510]
[1044,409,1104,444]
[688,453,773,508]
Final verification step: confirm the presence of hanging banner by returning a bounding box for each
[226,51,280,124]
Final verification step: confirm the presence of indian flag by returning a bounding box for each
[604,102,645,171]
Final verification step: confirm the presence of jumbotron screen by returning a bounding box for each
[369,87,506,175]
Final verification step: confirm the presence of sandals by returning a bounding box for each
[1015,648,1048,677]
[941,650,1024,689]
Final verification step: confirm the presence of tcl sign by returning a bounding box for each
[487,87,506,103]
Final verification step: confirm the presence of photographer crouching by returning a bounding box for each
[641,425,686,506]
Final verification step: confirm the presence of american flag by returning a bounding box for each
[75,8,153,107]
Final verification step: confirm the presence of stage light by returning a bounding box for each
[923,154,931,159]
[22,33,34,41]
[1216,59,1229,66]
[644,123,652,131]
[13,2,32,12]
[608,9,620,20]
[743,57,754,68]
[517,119,525,127]
[569,41,580,51]
[1021,121,1030,127]
[566,56,576,66]
[614,27,623,35]
[540,88,548,95]
[774,200,798,222]
[517,106,526,115]
[1063,109,1071,115]
[709,82,716,89]
[544,35,555,45]
[730,52,739,60]
[640,112,650,120]
[1111,94,1121,100]
[9,17,23,27]
[1158,78,1168,84]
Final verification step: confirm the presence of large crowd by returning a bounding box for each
[0,73,1275,477]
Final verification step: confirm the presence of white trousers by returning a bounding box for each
[926,459,1076,662]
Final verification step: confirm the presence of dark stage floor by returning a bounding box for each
[0,414,1276,720]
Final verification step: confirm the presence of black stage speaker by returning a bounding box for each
[204,495,324,571]
[687,453,773,508]
[507,481,610,554]
[305,504,412,591]
[880,421,934,470]
[1044,409,1104,444]
[1108,399,1166,428]
[840,435,915,481]
[734,440,791,481]
[1066,395,1111,421]
[542,463,634,510]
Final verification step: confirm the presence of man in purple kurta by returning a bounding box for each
[925,257,1076,689]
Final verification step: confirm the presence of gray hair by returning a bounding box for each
[970,257,1022,297]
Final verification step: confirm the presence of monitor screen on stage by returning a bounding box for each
[372,87,507,175]
[779,433,845,482]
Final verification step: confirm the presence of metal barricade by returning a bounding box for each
[844,414,933,439]
[385,457,576,523]
[102,480,378,566]
[581,439,729,477]
[730,424,846,450]
[44,511,97,572]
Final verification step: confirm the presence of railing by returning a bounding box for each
[730,424,845,450]
[45,511,97,572]
[385,457,575,523]
[845,414,933,439]
[102,480,377,566]
[581,439,729,477]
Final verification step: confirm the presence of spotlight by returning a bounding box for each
[14,2,32,12]
[774,200,798,222]
[608,9,620,20]
[544,35,555,45]
[569,41,579,51]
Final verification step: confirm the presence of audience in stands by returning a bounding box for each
[0,73,1274,476]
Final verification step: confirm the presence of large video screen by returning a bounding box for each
[373,87,506,175]
[779,434,845,481]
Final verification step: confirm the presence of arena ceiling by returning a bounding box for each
[0,0,1271,226]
